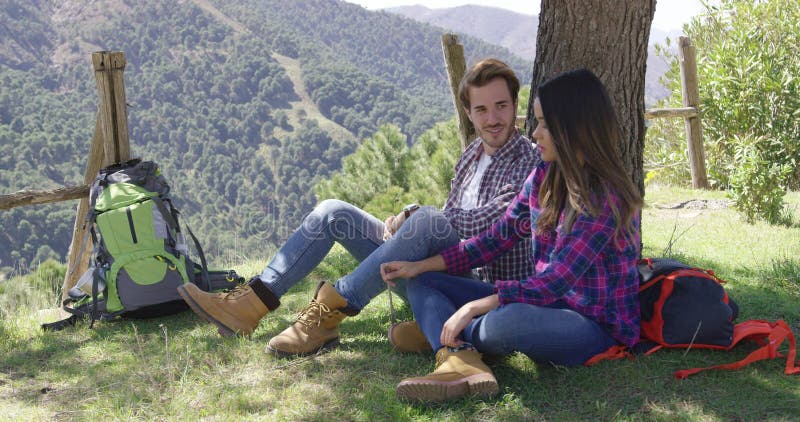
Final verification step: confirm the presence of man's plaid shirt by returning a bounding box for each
[442,129,539,282]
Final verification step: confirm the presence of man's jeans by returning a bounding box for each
[258,199,460,311]
[407,272,617,366]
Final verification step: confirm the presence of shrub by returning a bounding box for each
[727,134,792,224]
[30,258,65,298]
[644,115,693,187]
[655,0,800,223]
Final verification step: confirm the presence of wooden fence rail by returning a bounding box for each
[0,186,89,211]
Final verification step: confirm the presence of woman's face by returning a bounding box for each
[532,98,557,162]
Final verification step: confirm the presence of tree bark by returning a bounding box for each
[527,0,655,197]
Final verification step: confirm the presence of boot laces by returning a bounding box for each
[294,300,331,328]
[224,284,250,299]
[435,352,447,368]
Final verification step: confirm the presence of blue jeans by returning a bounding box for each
[407,273,618,366]
[258,199,461,311]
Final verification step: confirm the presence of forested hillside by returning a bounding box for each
[0,0,530,273]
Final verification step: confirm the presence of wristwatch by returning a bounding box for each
[402,203,420,218]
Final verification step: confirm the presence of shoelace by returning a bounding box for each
[294,300,331,328]
[387,285,396,326]
[435,351,446,367]
[224,284,251,299]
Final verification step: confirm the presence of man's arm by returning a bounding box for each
[442,183,520,238]
[442,136,539,239]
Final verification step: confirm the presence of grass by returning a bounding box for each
[1,186,799,420]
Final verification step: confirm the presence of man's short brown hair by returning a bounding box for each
[458,58,520,110]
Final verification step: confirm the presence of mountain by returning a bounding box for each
[0,0,531,272]
[386,5,538,61]
[386,4,674,105]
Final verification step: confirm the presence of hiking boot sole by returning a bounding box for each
[265,337,340,358]
[396,373,498,403]
[177,284,238,337]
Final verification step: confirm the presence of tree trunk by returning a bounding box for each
[527,0,655,197]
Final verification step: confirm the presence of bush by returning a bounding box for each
[644,116,692,187]
[727,134,792,225]
[655,0,800,223]
[30,258,65,298]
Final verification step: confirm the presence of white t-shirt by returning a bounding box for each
[459,152,492,210]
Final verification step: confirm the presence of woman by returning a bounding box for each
[380,69,643,403]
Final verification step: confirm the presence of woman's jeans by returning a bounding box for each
[407,272,618,366]
[258,199,460,311]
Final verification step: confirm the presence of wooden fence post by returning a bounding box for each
[93,51,131,165]
[60,116,105,299]
[61,51,132,299]
[441,34,475,151]
[678,36,709,189]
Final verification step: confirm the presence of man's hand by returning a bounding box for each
[382,209,411,240]
[382,215,397,241]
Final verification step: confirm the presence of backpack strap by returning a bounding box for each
[152,198,211,291]
[673,320,800,379]
[584,345,634,366]
[41,314,80,331]
[184,223,210,291]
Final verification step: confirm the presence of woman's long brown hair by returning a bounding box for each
[535,69,642,244]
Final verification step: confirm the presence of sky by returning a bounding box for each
[347,0,705,31]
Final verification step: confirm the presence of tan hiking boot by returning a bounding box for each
[388,321,432,353]
[396,347,499,403]
[177,278,280,337]
[266,281,352,357]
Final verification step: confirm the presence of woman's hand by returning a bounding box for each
[440,295,500,348]
[440,306,474,348]
[380,255,447,287]
[380,261,421,287]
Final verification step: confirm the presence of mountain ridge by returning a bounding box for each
[386,4,673,104]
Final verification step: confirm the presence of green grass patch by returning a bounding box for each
[1,187,799,420]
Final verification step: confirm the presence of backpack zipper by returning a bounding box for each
[126,207,138,243]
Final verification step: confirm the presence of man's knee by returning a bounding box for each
[314,199,352,217]
[399,206,452,240]
[301,199,363,237]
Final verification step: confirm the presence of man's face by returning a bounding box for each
[465,77,517,155]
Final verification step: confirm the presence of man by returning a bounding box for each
[177,58,540,357]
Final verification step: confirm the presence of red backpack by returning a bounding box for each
[587,258,800,378]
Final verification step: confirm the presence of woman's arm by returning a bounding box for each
[380,255,446,287]
[440,164,543,275]
[441,294,500,348]
[494,198,622,306]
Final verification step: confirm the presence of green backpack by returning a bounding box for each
[45,159,242,330]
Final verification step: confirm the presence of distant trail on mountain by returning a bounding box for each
[271,52,356,144]
[189,0,250,35]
